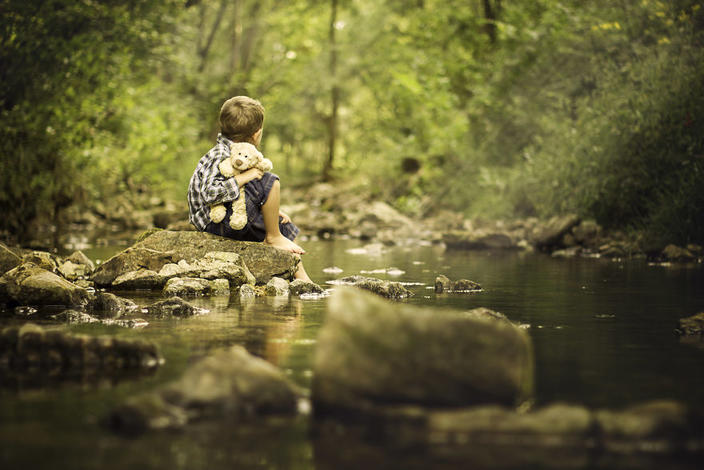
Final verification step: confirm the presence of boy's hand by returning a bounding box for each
[234,168,264,186]
[279,210,291,224]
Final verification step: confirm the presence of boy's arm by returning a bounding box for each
[202,168,264,205]
[203,170,239,205]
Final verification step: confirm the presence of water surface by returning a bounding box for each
[1,239,703,469]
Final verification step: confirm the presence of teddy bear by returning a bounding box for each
[209,141,273,230]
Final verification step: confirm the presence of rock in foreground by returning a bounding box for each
[108,345,302,434]
[92,230,299,286]
[314,399,704,467]
[0,324,162,371]
[429,399,703,456]
[313,288,534,414]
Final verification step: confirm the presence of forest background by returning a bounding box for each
[1,0,703,247]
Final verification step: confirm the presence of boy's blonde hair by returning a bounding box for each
[219,96,264,142]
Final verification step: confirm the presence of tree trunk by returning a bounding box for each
[229,0,241,74]
[198,0,228,72]
[482,0,498,44]
[322,0,339,182]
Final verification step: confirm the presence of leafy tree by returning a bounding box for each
[0,0,181,243]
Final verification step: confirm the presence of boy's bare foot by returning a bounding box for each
[295,263,312,283]
[265,235,306,254]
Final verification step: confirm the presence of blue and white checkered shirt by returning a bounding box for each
[188,133,240,231]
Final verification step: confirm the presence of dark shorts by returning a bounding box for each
[204,172,300,242]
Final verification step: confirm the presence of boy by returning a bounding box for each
[188,96,311,281]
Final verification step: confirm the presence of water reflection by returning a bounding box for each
[1,239,703,470]
[239,295,305,366]
[312,417,702,470]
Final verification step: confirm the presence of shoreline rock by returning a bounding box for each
[0,263,92,307]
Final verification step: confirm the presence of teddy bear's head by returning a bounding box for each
[229,142,263,171]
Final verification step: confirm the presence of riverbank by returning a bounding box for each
[8,181,700,267]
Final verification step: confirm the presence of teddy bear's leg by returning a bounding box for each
[210,204,227,223]
[228,188,248,230]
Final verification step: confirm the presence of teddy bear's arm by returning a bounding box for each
[219,158,235,177]
[257,158,273,172]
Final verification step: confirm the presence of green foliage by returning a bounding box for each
[0,0,181,242]
[517,0,704,244]
[2,0,703,246]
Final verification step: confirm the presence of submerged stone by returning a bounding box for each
[51,310,101,324]
[427,400,702,455]
[90,292,139,318]
[428,403,594,447]
[0,324,162,371]
[144,297,207,318]
[595,400,694,452]
[675,312,704,336]
[265,277,290,296]
[313,288,534,414]
[289,279,325,296]
[239,284,256,299]
[108,345,302,433]
[435,275,481,293]
[334,275,413,299]
[434,275,452,293]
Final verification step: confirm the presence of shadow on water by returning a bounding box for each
[1,239,704,469]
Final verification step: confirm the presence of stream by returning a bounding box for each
[1,238,703,469]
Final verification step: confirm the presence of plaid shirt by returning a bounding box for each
[188,133,241,231]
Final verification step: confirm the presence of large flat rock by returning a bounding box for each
[91,230,299,286]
